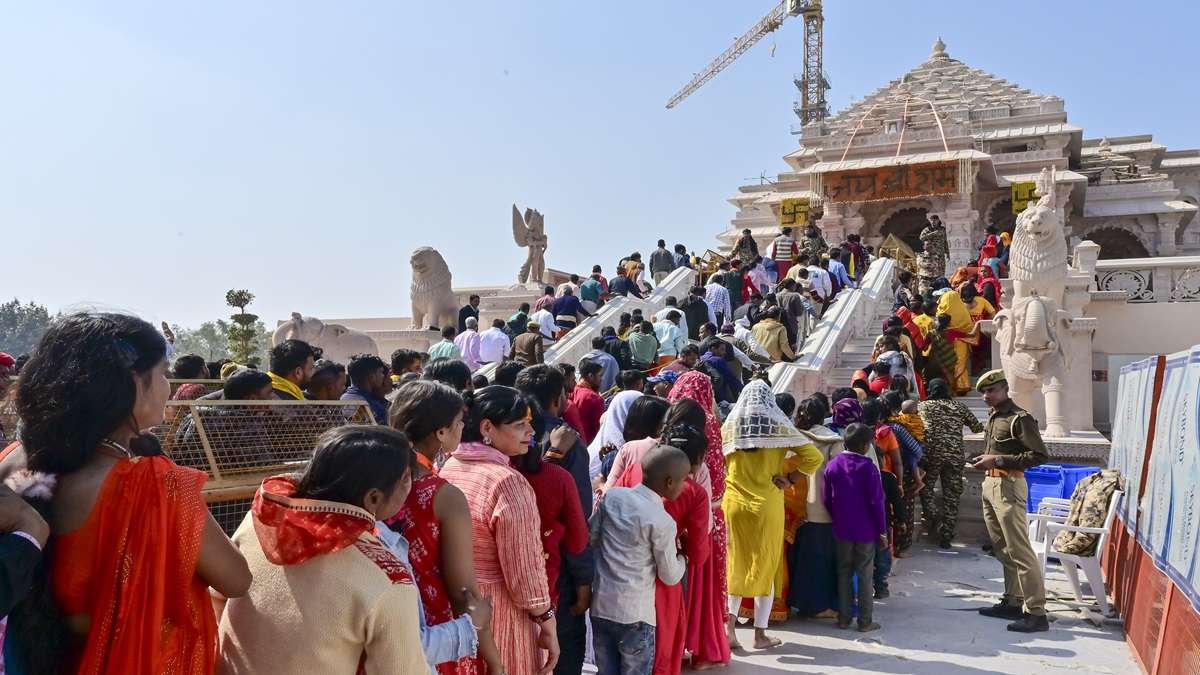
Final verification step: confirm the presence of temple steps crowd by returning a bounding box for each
[0,222,1019,674]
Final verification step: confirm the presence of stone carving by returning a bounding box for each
[993,167,1075,436]
[410,247,459,330]
[274,313,379,365]
[512,204,548,285]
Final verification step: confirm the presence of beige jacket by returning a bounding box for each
[217,514,430,675]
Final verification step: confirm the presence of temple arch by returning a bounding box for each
[1081,226,1151,259]
[879,206,930,251]
[986,197,1017,236]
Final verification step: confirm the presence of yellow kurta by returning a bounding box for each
[723,442,822,597]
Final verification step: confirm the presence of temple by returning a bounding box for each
[718,38,1200,262]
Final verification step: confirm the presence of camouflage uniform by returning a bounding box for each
[918,224,948,288]
[917,398,984,541]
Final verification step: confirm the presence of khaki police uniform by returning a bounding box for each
[978,371,1050,616]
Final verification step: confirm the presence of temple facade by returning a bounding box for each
[718,38,1199,263]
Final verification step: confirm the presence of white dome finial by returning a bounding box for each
[932,37,948,59]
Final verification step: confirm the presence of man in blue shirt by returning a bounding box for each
[584,336,621,392]
[339,354,390,423]
[827,247,856,291]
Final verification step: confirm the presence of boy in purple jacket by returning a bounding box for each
[823,423,888,632]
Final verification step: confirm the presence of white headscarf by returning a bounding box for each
[588,390,643,479]
[721,380,811,454]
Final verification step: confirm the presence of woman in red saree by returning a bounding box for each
[6,313,250,674]
[666,372,731,669]
[610,409,711,674]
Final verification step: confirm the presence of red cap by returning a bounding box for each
[0,353,14,369]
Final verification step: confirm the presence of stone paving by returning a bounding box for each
[717,542,1137,674]
[588,541,1138,674]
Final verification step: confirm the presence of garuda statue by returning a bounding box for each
[512,204,548,285]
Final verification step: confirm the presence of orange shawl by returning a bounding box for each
[53,456,213,675]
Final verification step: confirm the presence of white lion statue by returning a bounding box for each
[410,247,459,330]
[273,313,379,366]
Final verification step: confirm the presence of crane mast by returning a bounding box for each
[665,0,828,125]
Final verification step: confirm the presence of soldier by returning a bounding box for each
[917,378,984,548]
[919,214,948,282]
[970,369,1050,633]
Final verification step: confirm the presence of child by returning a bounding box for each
[822,423,887,633]
[590,445,690,675]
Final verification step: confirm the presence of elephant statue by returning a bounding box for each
[273,313,379,366]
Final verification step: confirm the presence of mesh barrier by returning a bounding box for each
[153,400,376,478]
[208,496,255,536]
[169,379,225,398]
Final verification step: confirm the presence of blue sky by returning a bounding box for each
[3,1,1197,328]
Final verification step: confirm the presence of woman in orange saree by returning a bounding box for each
[6,313,250,674]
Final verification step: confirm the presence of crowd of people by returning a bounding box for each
[0,220,1049,675]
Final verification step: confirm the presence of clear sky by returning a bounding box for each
[4,1,1197,329]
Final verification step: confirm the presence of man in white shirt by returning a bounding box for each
[477,319,512,365]
[807,257,833,315]
[653,311,687,365]
[590,445,689,675]
[530,307,557,345]
[654,299,689,344]
[453,317,483,371]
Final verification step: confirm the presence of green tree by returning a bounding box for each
[0,298,53,355]
[171,320,232,360]
[225,290,261,366]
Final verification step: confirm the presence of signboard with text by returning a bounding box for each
[821,160,958,203]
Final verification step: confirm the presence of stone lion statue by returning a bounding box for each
[273,313,379,365]
[410,247,458,330]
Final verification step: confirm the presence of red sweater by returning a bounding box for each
[567,384,605,445]
[519,463,589,605]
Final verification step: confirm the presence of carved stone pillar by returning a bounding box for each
[942,194,980,272]
[1157,213,1182,256]
[816,202,846,246]
[841,203,865,242]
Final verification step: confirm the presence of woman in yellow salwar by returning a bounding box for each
[935,288,983,395]
[722,380,822,650]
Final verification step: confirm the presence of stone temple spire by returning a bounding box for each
[931,36,948,60]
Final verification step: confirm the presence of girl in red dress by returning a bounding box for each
[388,380,503,675]
[666,372,732,669]
[611,415,712,675]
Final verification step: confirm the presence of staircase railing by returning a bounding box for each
[770,257,896,400]
[476,266,697,379]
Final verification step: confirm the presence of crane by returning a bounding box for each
[665,0,829,126]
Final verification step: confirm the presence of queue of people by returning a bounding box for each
[0,226,1052,675]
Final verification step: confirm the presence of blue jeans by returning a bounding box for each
[874,543,893,593]
[592,617,655,675]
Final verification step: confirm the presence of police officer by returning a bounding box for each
[970,369,1050,633]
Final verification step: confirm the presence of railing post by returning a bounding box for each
[189,406,223,481]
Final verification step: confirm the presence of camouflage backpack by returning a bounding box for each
[1052,469,1124,556]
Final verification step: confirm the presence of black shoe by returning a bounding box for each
[874,587,890,599]
[938,536,953,549]
[1007,613,1050,633]
[978,601,1024,620]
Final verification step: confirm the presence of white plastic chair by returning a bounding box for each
[1027,497,1072,545]
[1041,490,1123,616]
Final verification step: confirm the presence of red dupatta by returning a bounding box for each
[668,371,726,502]
[252,475,375,566]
